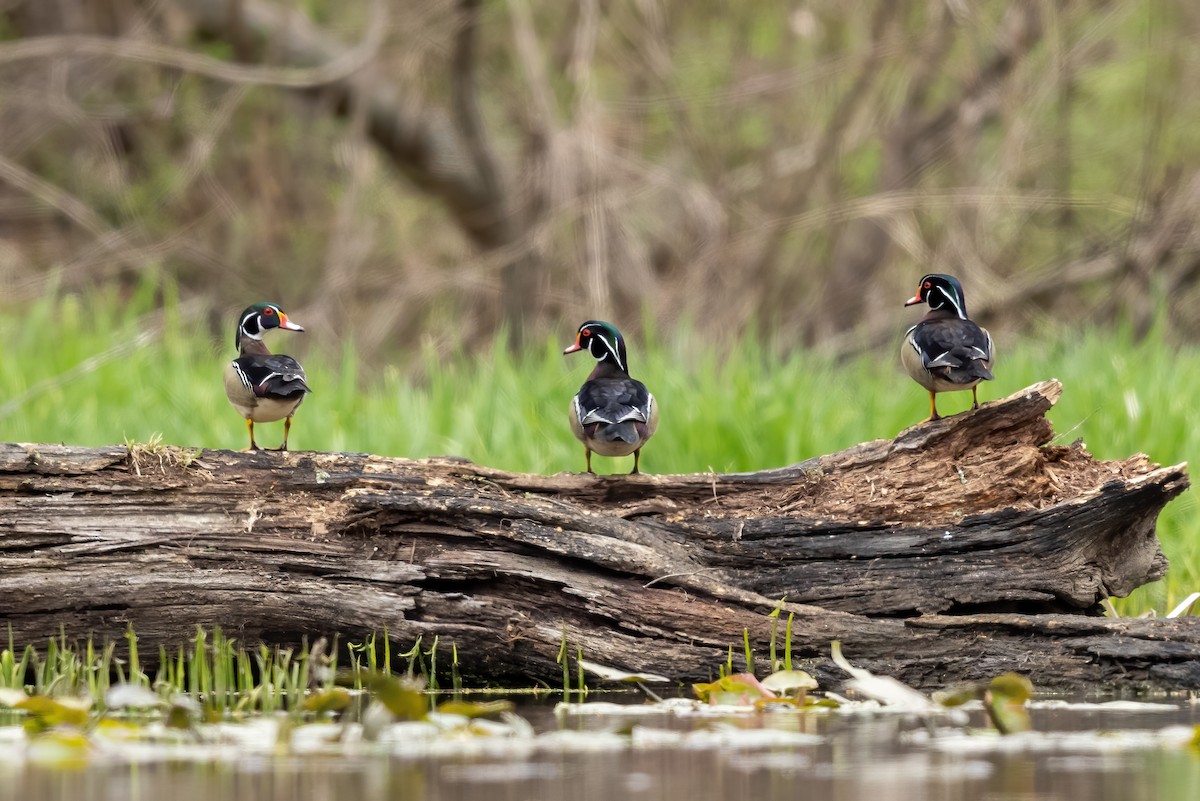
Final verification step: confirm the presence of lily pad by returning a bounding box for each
[16,695,91,732]
[984,673,1033,735]
[760,669,819,694]
[693,673,776,705]
[436,699,516,718]
[367,675,428,722]
[301,687,352,714]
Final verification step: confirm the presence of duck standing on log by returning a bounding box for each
[224,302,311,451]
[564,321,658,475]
[902,274,995,422]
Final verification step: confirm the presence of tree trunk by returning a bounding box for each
[0,379,1192,692]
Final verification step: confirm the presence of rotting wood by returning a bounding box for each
[0,379,1192,692]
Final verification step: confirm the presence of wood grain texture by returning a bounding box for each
[0,380,1192,691]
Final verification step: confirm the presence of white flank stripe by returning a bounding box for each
[232,362,253,391]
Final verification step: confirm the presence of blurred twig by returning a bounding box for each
[0,13,384,88]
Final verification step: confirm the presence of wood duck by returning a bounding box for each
[224,303,311,451]
[901,274,994,422]
[564,321,658,474]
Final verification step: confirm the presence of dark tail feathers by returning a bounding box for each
[945,362,993,383]
[597,421,640,445]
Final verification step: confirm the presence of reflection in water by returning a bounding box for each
[1,702,1197,801]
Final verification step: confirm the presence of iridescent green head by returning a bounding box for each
[235,302,304,350]
[563,320,630,373]
[904,274,970,319]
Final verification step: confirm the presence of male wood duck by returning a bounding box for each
[224,302,311,451]
[563,321,658,474]
[901,274,994,422]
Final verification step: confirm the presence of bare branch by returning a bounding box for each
[0,152,111,236]
[0,1,386,88]
[451,0,507,234]
[167,0,541,334]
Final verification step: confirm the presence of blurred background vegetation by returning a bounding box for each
[0,0,1198,613]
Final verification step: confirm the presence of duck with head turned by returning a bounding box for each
[224,302,311,451]
[901,274,994,423]
[564,320,658,474]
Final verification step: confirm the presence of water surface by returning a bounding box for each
[2,698,1196,801]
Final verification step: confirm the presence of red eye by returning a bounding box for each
[263,308,275,315]
[581,329,590,337]
[923,281,931,289]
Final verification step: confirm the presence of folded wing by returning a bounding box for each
[233,354,312,399]
[912,320,994,384]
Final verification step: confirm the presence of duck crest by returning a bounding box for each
[587,327,628,373]
[923,275,969,320]
[235,302,285,353]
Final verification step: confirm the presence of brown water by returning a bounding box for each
[2,701,1197,801]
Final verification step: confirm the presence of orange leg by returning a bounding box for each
[925,391,941,423]
[246,418,259,451]
[278,416,293,452]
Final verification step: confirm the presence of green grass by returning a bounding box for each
[0,286,1195,615]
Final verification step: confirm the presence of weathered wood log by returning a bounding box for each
[0,380,1192,691]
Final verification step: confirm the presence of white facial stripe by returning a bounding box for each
[240,311,264,340]
[942,288,966,320]
[929,283,967,319]
[592,332,625,372]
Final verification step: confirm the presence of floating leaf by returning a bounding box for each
[26,730,90,768]
[808,697,840,709]
[693,673,776,705]
[165,696,202,731]
[94,719,141,735]
[436,699,516,718]
[984,673,1033,735]
[577,660,670,683]
[367,675,427,722]
[17,695,91,732]
[760,670,818,695]
[932,685,980,708]
[301,687,352,714]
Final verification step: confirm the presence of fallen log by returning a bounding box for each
[0,380,1192,692]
